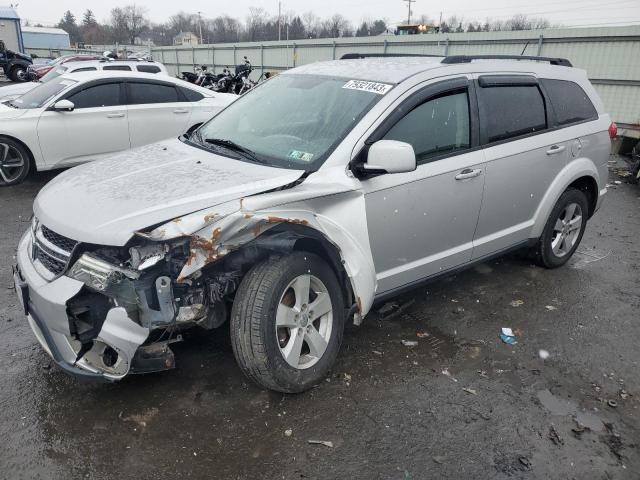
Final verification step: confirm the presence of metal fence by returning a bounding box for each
[151,25,640,127]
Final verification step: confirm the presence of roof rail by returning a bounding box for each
[340,53,443,60]
[98,58,153,63]
[441,55,572,67]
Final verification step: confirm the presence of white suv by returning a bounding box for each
[13,55,612,392]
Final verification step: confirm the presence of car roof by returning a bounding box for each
[285,56,582,85]
[57,71,215,95]
[57,59,165,71]
[287,57,445,84]
[59,71,179,82]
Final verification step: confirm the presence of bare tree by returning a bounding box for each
[302,11,321,38]
[320,14,352,38]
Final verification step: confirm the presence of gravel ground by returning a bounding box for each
[0,159,638,480]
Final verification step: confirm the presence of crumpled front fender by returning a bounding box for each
[138,169,377,321]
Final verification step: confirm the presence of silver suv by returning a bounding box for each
[13,54,612,392]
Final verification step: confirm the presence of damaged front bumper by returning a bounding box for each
[15,231,152,381]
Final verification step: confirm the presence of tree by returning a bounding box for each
[320,14,352,38]
[288,16,306,40]
[370,19,387,35]
[355,21,369,37]
[122,4,149,44]
[302,11,320,38]
[82,9,97,26]
[57,10,81,44]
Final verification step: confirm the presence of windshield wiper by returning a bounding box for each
[204,138,266,164]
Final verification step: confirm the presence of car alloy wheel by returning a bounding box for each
[0,142,26,184]
[276,274,333,369]
[551,202,583,257]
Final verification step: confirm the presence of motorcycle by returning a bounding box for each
[210,57,255,95]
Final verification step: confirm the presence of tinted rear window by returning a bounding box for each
[137,65,161,74]
[103,65,132,71]
[129,82,179,104]
[480,85,547,143]
[541,79,597,125]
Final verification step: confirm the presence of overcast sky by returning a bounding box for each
[14,0,640,28]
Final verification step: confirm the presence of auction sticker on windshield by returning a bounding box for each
[342,80,392,95]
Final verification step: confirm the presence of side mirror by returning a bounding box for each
[361,140,416,175]
[52,99,75,112]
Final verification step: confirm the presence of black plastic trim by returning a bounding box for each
[442,55,572,67]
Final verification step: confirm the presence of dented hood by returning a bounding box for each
[34,139,304,246]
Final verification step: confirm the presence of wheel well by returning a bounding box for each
[293,237,355,311]
[568,176,598,218]
[0,134,35,171]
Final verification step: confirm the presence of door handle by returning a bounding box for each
[455,168,482,180]
[546,145,566,155]
[106,113,125,118]
[173,109,189,114]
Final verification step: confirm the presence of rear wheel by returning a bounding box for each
[230,252,345,393]
[534,188,588,268]
[0,137,32,186]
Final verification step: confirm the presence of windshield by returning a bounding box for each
[11,78,77,109]
[40,65,68,83]
[194,74,389,170]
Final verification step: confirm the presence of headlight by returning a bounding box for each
[129,243,168,270]
[68,253,139,291]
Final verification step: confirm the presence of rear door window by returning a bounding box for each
[136,65,162,74]
[541,79,597,125]
[478,84,547,143]
[103,65,132,71]
[67,83,122,108]
[128,82,179,104]
[70,67,97,73]
[383,90,471,163]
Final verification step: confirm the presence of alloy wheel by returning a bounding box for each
[551,202,583,257]
[0,143,26,184]
[276,274,333,369]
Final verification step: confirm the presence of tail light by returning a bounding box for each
[608,122,618,139]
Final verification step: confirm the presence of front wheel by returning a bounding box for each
[9,66,28,82]
[534,188,589,268]
[230,252,345,393]
[0,137,32,186]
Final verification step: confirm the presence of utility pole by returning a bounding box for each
[403,0,414,25]
[197,11,203,44]
[278,1,282,41]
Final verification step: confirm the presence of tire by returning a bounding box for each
[534,188,589,268]
[0,137,32,186]
[9,66,28,82]
[230,252,345,393]
[631,141,640,184]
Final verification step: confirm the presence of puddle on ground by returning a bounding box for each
[537,389,604,432]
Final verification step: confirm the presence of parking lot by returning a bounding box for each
[0,160,638,479]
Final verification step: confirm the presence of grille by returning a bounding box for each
[41,224,78,253]
[32,224,79,277]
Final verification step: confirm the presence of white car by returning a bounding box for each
[0,59,168,102]
[0,71,236,185]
